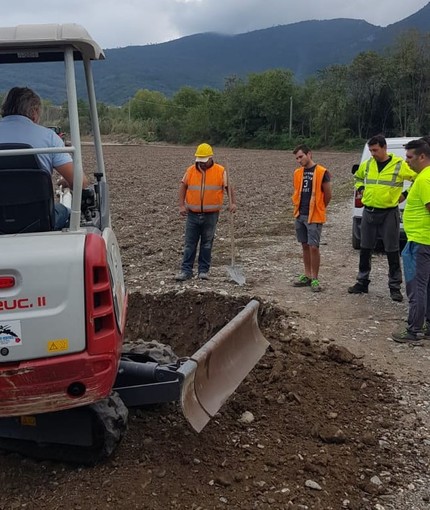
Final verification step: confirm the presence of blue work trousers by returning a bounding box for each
[181,212,219,275]
[402,241,430,334]
[54,203,70,230]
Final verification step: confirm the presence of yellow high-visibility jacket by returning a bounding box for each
[354,154,416,208]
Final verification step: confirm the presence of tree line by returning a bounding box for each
[2,30,430,150]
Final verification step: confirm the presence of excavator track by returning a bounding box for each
[0,393,128,465]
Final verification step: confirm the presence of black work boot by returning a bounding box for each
[348,281,369,294]
[390,289,403,302]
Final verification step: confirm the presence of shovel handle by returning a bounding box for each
[229,211,235,266]
[226,167,236,266]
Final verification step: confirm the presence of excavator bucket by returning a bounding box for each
[178,300,269,432]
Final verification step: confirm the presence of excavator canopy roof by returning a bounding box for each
[0,24,104,63]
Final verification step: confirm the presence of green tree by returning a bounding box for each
[131,89,167,121]
[219,76,254,145]
[313,65,349,145]
[385,30,430,135]
[247,69,295,135]
[347,52,387,138]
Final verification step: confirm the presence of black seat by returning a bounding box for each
[0,143,55,234]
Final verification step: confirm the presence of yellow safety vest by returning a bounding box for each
[354,154,416,208]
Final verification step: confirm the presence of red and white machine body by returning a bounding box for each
[0,27,131,460]
[0,229,126,416]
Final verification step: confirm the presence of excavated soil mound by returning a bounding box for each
[0,291,411,510]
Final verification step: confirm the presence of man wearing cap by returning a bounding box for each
[175,143,237,281]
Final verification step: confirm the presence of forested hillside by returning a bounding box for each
[36,30,430,150]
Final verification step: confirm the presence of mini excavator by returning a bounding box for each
[0,24,269,464]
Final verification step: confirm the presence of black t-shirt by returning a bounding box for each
[299,165,331,216]
[376,155,392,172]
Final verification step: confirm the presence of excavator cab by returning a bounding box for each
[0,24,269,464]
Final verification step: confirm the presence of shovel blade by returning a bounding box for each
[178,300,269,432]
[226,264,246,285]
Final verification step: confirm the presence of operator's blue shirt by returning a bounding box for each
[0,115,72,172]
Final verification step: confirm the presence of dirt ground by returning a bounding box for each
[1,144,430,510]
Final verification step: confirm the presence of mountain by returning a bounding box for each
[1,3,430,105]
[98,18,379,97]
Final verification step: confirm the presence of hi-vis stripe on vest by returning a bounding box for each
[359,160,403,188]
[184,163,225,213]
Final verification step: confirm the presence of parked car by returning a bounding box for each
[351,137,415,249]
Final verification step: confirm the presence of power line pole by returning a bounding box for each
[289,96,293,140]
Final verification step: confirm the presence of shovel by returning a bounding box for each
[225,168,246,285]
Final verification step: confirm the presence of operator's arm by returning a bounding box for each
[179,181,188,216]
[56,162,89,189]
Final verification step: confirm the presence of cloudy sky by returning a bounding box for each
[2,0,429,49]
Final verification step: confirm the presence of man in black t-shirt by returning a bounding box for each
[292,145,332,292]
[348,134,416,302]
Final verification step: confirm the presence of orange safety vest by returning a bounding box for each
[184,163,225,213]
[292,164,328,223]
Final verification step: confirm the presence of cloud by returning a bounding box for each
[0,0,428,48]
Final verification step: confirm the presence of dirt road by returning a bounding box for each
[1,144,429,510]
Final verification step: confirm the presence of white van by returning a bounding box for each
[351,137,414,249]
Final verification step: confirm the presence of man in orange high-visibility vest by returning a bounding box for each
[175,143,237,281]
[291,144,332,293]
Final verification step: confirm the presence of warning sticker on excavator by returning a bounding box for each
[47,339,69,352]
[0,320,22,347]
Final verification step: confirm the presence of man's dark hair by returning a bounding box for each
[1,87,41,119]
[293,144,311,155]
[367,134,387,148]
[404,138,430,158]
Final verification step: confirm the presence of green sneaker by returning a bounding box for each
[293,274,311,287]
[391,328,423,345]
[311,278,321,292]
[421,323,430,339]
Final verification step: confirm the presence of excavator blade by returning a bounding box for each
[178,299,269,432]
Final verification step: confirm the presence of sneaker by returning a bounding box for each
[390,289,403,302]
[421,323,430,339]
[198,272,209,280]
[293,274,311,287]
[391,329,423,345]
[175,271,192,281]
[310,278,321,292]
[348,282,368,294]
